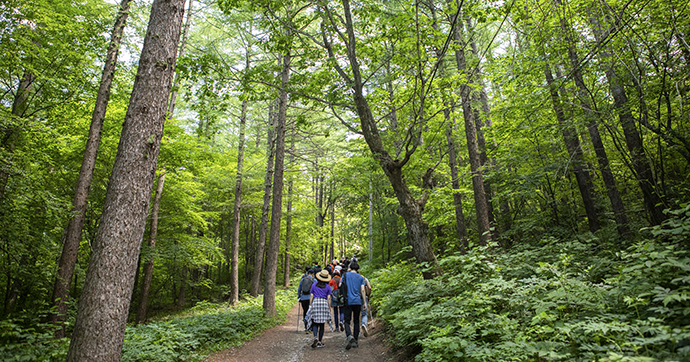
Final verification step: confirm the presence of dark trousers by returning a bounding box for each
[300,299,310,329]
[312,322,325,341]
[343,304,362,341]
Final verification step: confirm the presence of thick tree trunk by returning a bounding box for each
[136,170,165,324]
[544,63,601,233]
[263,49,291,318]
[230,95,248,304]
[50,0,133,337]
[588,9,667,225]
[66,0,185,360]
[452,20,492,245]
[249,100,276,297]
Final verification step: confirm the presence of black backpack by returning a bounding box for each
[301,276,314,295]
[338,272,348,305]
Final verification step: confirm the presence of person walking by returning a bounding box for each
[297,268,315,333]
[329,270,344,332]
[340,262,366,350]
[309,270,333,348]
[360,274,372,337]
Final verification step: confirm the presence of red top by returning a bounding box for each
[329,276,340,291]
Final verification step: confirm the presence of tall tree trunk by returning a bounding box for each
[135,170,165,324]
[429,4,468,251]
[557,4,630,239]
[263,48,291,318]
[178,266,187,307]
[50,0,133,338]
[452,17,492,245]
[66,0,185,360]
[0,70,33,201]
[250,100,276,297]
[230,89,249,304]
[320,0,440,278]
[167,0,193,116]
[466,16,497,228]
[588,8,667,225]
[283,135,295,288]
[543,63,601,233]
[330,202,335,263]
[368,182,373,262]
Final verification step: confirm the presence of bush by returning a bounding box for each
[0,316,69,362]
[371,205,690,361]
[121,289,294,362]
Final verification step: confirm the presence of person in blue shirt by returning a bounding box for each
[340,262,366,350]
[297,268,315,333]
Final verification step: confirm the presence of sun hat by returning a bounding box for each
[316,269,332,282]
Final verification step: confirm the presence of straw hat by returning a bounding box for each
[315,269,332,282]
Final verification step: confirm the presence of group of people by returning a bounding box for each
[297,255,372,350]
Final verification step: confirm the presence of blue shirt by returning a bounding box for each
[342,271,365,306]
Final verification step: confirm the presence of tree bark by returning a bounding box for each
[66,0,185,360]
[283,135,295,288]
[588,8,667,225]
[557,4,630,238]
[452,17,492,245]
[466,17,497,228]
[0,70,33,201]
[320,0,440,278]
[250,99,276,297]
[230,84,249,304]
[135,170,165,324]
[167,0,194,116]
[543,63,601,233]
[263,48,291,318]
[50,0,133,337]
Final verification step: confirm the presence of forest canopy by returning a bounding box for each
[0,0,688,360]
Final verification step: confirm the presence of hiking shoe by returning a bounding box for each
[345,335,354,350]
[339,322,344,331]
[352,340,359,348]
[317,342,325,348]
[304,329,310,334]
[311,338,318,348]
[362,325,368,337]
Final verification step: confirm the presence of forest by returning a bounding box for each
[0,0,689,360]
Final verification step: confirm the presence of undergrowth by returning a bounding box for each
[370,204,690,362]
[0,288,293,362]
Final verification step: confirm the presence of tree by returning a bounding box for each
[50,0,132,335]
[66,0,186,359]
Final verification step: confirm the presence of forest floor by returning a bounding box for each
[205,303,404,362]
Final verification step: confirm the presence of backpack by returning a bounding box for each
[339,272,348,305]
[364,280,372,297]
[301,276,314,295]
[332,288,345,305]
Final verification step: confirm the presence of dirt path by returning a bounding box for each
[205,303,400,362]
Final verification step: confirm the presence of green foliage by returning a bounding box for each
[121,289,294,362]
[0,313,69,362]
[371,206,690,361]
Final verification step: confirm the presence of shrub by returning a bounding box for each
[371,205,690,361]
